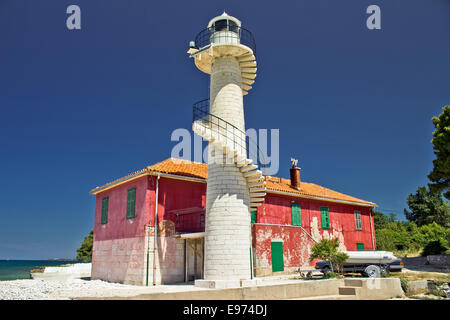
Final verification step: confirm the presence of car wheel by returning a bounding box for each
[364,265,381,278]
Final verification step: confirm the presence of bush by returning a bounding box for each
[421,239,449,256]
[412,222,450,248]
[400,277,409,294]
[324,272,338,279]
[309,238,349,274]
[374,212,450,256]
[76,230,93,262]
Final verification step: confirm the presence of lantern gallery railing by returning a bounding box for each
[192,26,256,54]
[192,99,266,169]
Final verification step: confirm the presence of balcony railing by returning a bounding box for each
[175,211,205,233]
[193,26,256,54]
[193,99,266,170]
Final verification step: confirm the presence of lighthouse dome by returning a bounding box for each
[207,12,241,33]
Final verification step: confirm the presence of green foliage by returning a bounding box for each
[323,272,338,279]
[421,239,449,257]
[374,211,450,256]
[410,222,450,248]
[310,238,349,274]
[400,276,409,294]
[76,230,93,263]
[428,105,450,201]
[375,221,411,251]
[373,210,396,229]
[404,186,449,227]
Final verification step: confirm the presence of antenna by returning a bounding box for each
[290,158,298,168]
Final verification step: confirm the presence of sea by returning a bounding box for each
[0,260,80,281]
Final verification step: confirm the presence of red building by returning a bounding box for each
[90,158,377,285]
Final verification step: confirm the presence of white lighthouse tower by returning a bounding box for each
[189,13,266,288]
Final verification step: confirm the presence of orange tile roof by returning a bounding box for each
[148,158,208,179]
[92,158,376,207]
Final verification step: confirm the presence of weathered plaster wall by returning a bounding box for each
[256,193,375,250]
[91,236,147,285]
[92,176,206,285]
[253,193,375,276]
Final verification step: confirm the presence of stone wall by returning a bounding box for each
[427,254,450,266]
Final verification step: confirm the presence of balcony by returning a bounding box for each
[192,24,256,55]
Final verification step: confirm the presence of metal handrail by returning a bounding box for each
[193,26,256,55]
[192,99,266,170]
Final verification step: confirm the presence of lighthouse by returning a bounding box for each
[189,13,267,288]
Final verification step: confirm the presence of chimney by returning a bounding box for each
[290,158,301,190]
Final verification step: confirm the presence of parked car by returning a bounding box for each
[315,251,401,278]
[388,259,404,272]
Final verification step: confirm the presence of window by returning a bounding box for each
[126,188,136,219]
[320,206,330,229]
[354,210,362,230]
[357,243,365,251]
[291,202,301,226]
[251,210,256,224]
[101,197,108,224]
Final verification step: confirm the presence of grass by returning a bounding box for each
[389,271,450,282]
[393,249,422,258]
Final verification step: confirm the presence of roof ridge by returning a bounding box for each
[91,157,376,206]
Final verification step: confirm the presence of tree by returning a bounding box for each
[310,238,349,274]
[76,229,93,262]
[428,105,450,200]
[373,210,396,229]
[404,186,449,227]
[375,222,411,251]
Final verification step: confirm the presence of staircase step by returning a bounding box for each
[243,170,262,178]
[236,158,252,168]
[338,287,358,295]
[240,164,258,173]
[240,61,257,68]
[248,181,266,187]
[250,192,266,197]
[238,54,256,62]
[291,295,357,300]
[241,73,257,80]
[250,188,266,194]
[241,67,257,73]
[344,279,363,288]
[247,176,265,183]
[242,78,255,86]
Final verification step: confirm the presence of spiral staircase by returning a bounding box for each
[192,100,266,211]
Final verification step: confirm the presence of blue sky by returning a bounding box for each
[0,0,449,259]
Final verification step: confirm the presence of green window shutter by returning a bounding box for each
[271,242,284,272]
[250,210,256,224]
[101,197,108,224]
[291,202,301,226]
[357,243,365,251]
[354,210,362,230]
[320,207,330,229]
[126,188,136,219]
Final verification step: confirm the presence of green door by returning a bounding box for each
[271,242,284,272]
[250,210,256,224]
[357,243,365,251]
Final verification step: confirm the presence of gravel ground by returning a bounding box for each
[0,278,140,300]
